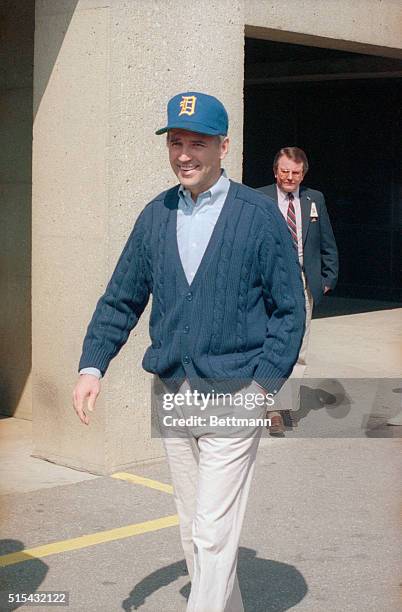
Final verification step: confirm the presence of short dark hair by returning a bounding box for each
[166,132,226,145]
[273,147,309,175]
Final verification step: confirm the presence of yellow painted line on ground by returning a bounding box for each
[0,514,179,568]
[111,471,174,495]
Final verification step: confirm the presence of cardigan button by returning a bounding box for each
[182,355,190,364]
[184,325,190,334]
[186,292,193,301]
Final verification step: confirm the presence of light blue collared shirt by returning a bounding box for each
[177,170,230,284]
[80,170,231,379]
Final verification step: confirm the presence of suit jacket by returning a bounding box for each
[258,183,338,305]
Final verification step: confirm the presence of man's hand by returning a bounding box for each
[72,375,101,425]
[323,286,331,294]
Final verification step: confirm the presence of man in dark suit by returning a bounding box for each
[259,146,338,433]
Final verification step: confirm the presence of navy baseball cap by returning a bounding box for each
[155,91,228,136]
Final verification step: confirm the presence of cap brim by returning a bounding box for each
[155,121,225,136]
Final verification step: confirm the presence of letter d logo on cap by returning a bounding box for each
[179,95,197,116]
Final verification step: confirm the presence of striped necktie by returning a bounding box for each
[286,192,298,248]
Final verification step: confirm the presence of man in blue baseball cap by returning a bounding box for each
[73,91,305,611]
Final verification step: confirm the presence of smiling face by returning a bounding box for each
[168,129,229,200]
[275,154,305,193]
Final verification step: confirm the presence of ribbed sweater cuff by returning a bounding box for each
[78,345,114,376]
[253,361,287,395]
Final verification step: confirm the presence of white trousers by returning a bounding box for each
[275,275,314,411]
[155,379,263,612]
[293,278,314,378]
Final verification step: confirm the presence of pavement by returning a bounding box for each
[1,298,402,611]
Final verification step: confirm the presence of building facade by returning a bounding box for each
[1,0,401,472]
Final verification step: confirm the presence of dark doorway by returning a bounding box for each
[244,38,402,302]
[0,0,35,416]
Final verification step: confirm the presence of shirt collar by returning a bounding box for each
[179,170,229,209]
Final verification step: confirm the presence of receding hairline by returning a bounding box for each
[273,146,309,175]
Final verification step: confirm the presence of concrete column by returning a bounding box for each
[0,0,34,419]
[32,0,245,473]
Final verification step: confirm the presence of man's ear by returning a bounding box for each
[219,137,229,160]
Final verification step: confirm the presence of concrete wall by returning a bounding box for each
[32,0,244,473]
[246,0,402,58]
[0,0,34,419]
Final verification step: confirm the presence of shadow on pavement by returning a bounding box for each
[122,546,307,611]
[364,386,402,439]
[238,547,308,611]
[296,381,351,425]
[313,296,402,319]
[0,540,48,611]
[122,559,188,610]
